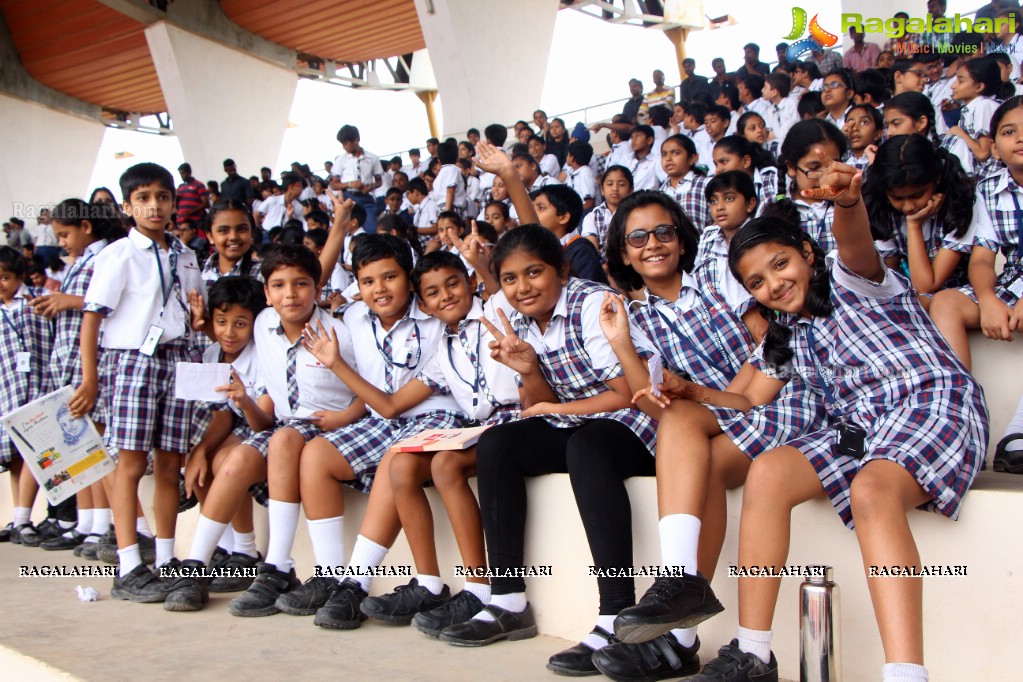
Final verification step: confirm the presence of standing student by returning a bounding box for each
[581,165,634,255]
[941,57,1002,178]
[626,125,660,191]
[201,199,262,286]
[667,151,987,682]
[659,135,712,230]
[713,135,780,217]
[334,125,383,232]
[430,140,468,216]
[70,163,205,601]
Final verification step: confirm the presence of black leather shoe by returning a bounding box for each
[688,639,778,681]
[412,589,485,637]
[41,530,88,551]
[592,633,701,681]
[360,577,451,624]
[613,574,724,644]
[546,626,613,676]
[440,603,538,647]
[994,434,1023,474]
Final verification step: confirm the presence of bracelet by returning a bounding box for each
[835,197,861,209]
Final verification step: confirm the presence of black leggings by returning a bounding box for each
[476,417,655,615]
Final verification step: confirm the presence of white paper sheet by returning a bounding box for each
[174,362,232,402]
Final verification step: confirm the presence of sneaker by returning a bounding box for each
[0,522,12,542]
[276,576,341,616]
[546,626,614,676]
[688,639,778,682]
[99,532,157,565]
[613,574,724,644]
[163,559,210,612]
[209,546,231,573]
[993,433,1023,474]
[313,578,368,629]
[439,603,538,647]
[591,633,701,681]
[41,530,88,551]
[227,563,301,617]
[110,564,174,603]
[139,533,156,564]
[13,523,41,547]
[412,590,485,637]
[209,552,261,593]
[80,528,113,560]
[360,577,451,625]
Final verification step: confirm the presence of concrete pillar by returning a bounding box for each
[412,0,560,137]
[0,94,105,222]
[144,21,297,183]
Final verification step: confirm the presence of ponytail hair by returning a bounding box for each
[962,57,1003,100]
[51,198,126,243]
[884,92,939,145]
[727,199,833,367]
[715,134,776,172]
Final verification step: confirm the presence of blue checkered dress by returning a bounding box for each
[581,203,614,255]
[887,214,973,291]
[200,253,264,290]
[753,168,779,217]
[0,286,54,469]
[755,260,989,529]
[961,168,1023,305]
[511,278,657,455]
[659,172,711,231]
[796,200,837,254]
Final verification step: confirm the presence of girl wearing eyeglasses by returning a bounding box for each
[780,119,847,254]
[819,68,856,129]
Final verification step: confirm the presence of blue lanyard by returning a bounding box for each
[372,316,422,370]
[803,322,843,416]
[0,301,25,349]
[151,243,177,310]
[652,298,729,374]
[60,249,98,293]
[445,322,489,411]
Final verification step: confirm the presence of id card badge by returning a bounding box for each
[835,418,867,460]
[15,351,31,373]
[139,325,164,357]
[1008,275,1023,299]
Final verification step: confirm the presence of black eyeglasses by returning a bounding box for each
[625,224,677,248]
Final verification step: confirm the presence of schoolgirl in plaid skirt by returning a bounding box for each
[581,164,634,258]
[939,59,1001,179]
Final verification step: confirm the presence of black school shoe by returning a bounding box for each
[412,590,485,637]
[0,522,12,542]
[994,434,1023,474]
[688,639,778,682]
[163,559,210,612]
[13,523,41,547]
[110,564,174,603]
[613,574,724,644]
[80,527,114,560]
[227,562,301,617]
[36,519,66,542]
[41,530,88,551]
[209,552,261,593]
[546,626,614,677]
[440,603,538,647]
[313,578,368,629]
[360,577,451,625]
[98,532,156,565]
[591,633,701,682]
[276,576,341,615]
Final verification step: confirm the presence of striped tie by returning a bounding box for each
[286,342,300,411]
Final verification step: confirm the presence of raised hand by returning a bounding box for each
[215,369,251,409]
[458,220,490,272]
[802,147,861,204]
[302,319,342,369]
[188,289,206,331]
[479,307,539,376]
[598,291,632,348]
[330,194,356,224]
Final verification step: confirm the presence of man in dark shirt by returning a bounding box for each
[220,158,254,207]
[679,58,709,102]
[707,58,732,103]
[622,78,644,124]
[734,43,771,79]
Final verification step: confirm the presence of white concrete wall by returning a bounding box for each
[144,21,297,184]
[413,0,560,136]
[0,95,105,219]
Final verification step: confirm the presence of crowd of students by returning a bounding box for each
[2,39,1023,682]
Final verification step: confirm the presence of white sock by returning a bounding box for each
[882,662,929,682]
[1003,392,1023,452]
[672,627,698,648]
[234,530,258,558]
[347,534,388,592]
[136,515,153,538]
[265,500,301,572]
[91,508,111,536]
[12,507,30,527]
[75,509,94,535]
[218,524,235,553]
[582,615,617,650]
[417,574,444,595]
[462,582,491,604]
[118,544,143,576]
[155,538,175,567]
[187,515,228,564]
[307,516,345,580]
[474,592,527,622]
[737,625,773,665]
[659,514,701,576]
[58,519,76,530]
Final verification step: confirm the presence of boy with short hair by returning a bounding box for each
[703,104,731,145]
[72,162,206,601]
[738,73,772,122]
[256,172,305,231]
[680,102,716,174]
[563,140,597,212]
[762,71,799,147]
[532,184,606,285]
[407,176,438,249]
[626,125,659,191]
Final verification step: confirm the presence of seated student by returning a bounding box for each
[820,68,856,129]
[174,220,210,262]
[761,71,799,147]
[779,119,846,253]
[305,209,330,233]
[737,74,773,124]
[891,58,928,97]
[431,210,472,271]
[581,165,634,256]
[272,234,464,629]
[408,176,439,250]
[713,135,780,216]
[375,212,424,266]
[626,125,660,191]
[161,244,365,613]
[882,92,941,144]
[477,175,520,226]
[299,249,519,632]
[256,172,305,231]
[26,260,60,291]
[659,134,712,229]
[715,82,742,136]
[679,102,716,174]
[177,277,268,596]
[590,192,823,681]
[483,200,512,235]
[458,158,483,218]
[791,60,823,100]
[662,150,987,682]
[841,103,882,175]
[512,152,560,193]
[737,110,781,161]
[430,139,468,216]
[703,104,731,149]
[528,135,561,178]
[940,57,1003,178]
[382,186,410,222]
[989,51,1023,97]
[532,184,606,285]
[200,200,263,286]
[797,90,826,120]
[852,68,890,109]
[0,246,55,545]
[562,140,597,212]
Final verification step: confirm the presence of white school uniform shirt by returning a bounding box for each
[402,160,427,179]
[84,228,204,349]
[202,340,263,420]
[342,227,367,268]
[413,196,439,234]
[477,198,519,223]
[299,186,315,202]
[316,193,333,215]
[257,194,305,230]
[689,126,717,174]
[329,262,353,293]
[726,111,739,136]
[334,149,383,194]
[531,175,562,190]
[626,151,659,191]
[374,170,395,199]
[430,164,467,211]
[824,105,853,130]
[416,294,520,422]
[766,97,799,148]
[539,154,561,178]
[651,125,669,183]
[565,165,597,202]
[925,77,954,135]
[607,142,632,169]
[342,298,460,419]
[1007,34,1023,82]
[254,305,357,420]
[743,97,773,122]
[809,78,823,92]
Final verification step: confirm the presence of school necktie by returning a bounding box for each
[382,332,395,393]
[285,341,300,412]
[459,321,489,403]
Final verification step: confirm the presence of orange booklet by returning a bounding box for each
[392,425,492,452]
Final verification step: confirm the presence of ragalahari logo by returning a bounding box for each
[784,7,839,62]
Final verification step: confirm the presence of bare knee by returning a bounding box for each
[431,450,471,490]
[116,453,149,482]
[929,290,965,324]
[742,448,802,510]
[267,430,305,467]
[849,467,904,524]
[218,446,264,489]
[389,452,429,493]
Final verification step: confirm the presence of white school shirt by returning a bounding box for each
[374,170,395,199]
[430,164,466,211]
[726,111,739,136]
[539,154,561,178]
[824,105,853,131]
[531,175,562,190]
[342,298,460,419]
[926,78,954,135]
[689,127,717,174]
[743,97,773,123]
[254,305,357,420]
[607,142,632,169]
[416,294,520,421]
[627,152,659,191]
[329,262,353,293]
[402,161,427,179]
[565,165,597,202]
[342,227,367,268]
[84,228,204,349]
[257,195,306,230]
[202,340,263,420]
[334,149,383,193]
[766,97,799,148]
[477,198,519,223]
[1008,34,1023,82]
[413,196,439,235]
